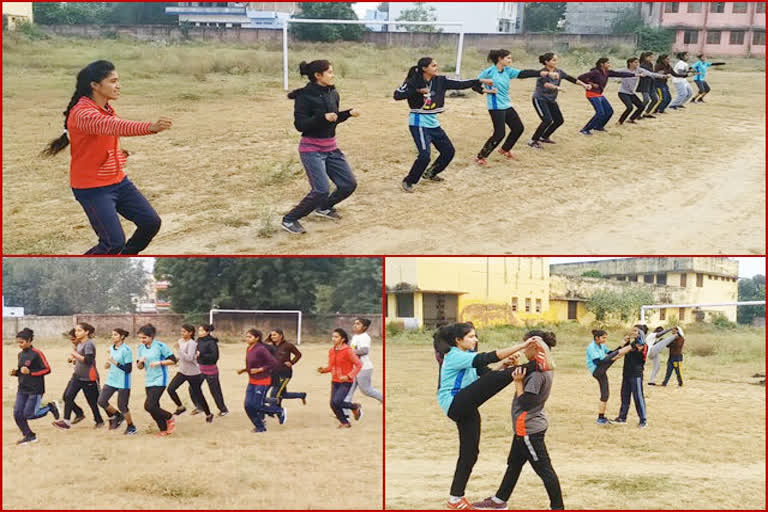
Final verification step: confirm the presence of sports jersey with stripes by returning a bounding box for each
[105,343,133,389]
[437,347,479,414]
[137,340,174,387]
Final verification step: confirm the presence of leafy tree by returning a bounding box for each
[586,288,655,323]
[524,2,566,32]
[737,275,766,324]
[581,270,603,278]
[33,2,176,26]
[292,2,364,42]
[330,258,382,313]
[610,7,674,53]
[395,2,442,32]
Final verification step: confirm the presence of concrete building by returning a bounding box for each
[564,2,644,34]
[2,297,24,318]
[387,2,524,34]
[2,2,33,30]
[165,2,298,28]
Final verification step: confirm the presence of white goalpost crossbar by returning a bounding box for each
[209,309,303,344]
[283,18,465,91]
[639,301,765,323]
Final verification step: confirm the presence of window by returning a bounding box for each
[732,2,748,13]
[535,299,542,313]
[696,273,704,287]
[664,2,679,13]
[684,30,699,44]
[628,275,638,282]
[679,307,686,321]
[680,273,687,287]
[396,293,414,318]
[657,273,667,285]
[687,2,702,13]
[616,275,626,281]
[758,3,766,13]
[753,30,764,45]
[567,301,578,320]
[710,2,725,13]
[525,298,531,313]
[644,274,655,284]
[511,297,518,312]
[660,308,666,321]
[730,30,745,44]
[707,30,722,44]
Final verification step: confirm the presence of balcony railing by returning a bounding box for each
[165,6,247,15]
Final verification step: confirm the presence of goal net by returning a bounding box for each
[208,309,303,345]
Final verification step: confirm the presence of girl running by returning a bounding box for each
[472,335,563,511]
[237,329,286,432]
[11,328,59,445]
[585,329,632,425]
[97,328,137,434]
[577,57,635,135]
[636,51,660,119]
[317,328,362,428]
[344,318,383,413]
[282,60,360,235]
[646,326,681,385]
[434,323,535,510]
[62,328,86,424]
[268,328,307,406]
[40,60,172,254]
[615,57,667,125]
[529,52,591,147]
[475,49,551,160]
[196,324,229,416]
[652,55,674,114]
[167,324,213,423]
[136,323,177,436]
[691,54,726,103]
[614,325,649,427]
[394,57,493,192]
[53,322,104,430]
[668,52,695,110]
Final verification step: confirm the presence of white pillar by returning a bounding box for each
[283,21,289,91]
[455,28,465,79]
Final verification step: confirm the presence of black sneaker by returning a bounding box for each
[17,434,38,445]
[48,400,60,420]
[401,180,414,193]
[540,138,556,144]
[281,220,306,235]
[648,382,656,386]
[579,130,592,136]
[278,407,287,425]
[71,415,86,425]
[643,114,656,119]
[612,417,627,424]
[313,208,342,220]
[113,413,125,430]
[352,403,363,421]
[527,140,543,150]
[206,414,214,423]
[124,424,137,435]
[427,175,445,182]
[174,406,187,416]
[638,421,648,428]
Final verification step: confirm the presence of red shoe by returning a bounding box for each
[497,148,516,160]
[166,417,176,434]
[447,497,474,509]
[474,157,488,166]
[155,430,171,437]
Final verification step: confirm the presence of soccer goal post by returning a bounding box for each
[209,309,303,345]
[640,301,766,324]
[283,18,465,91]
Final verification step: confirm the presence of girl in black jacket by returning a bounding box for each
[196,324,229,416]
[281,60,360,235]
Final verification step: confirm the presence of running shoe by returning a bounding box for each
[638,421,648,429]
[71,415,86,425]
[427,175,445,182]
[174,406,187,416]
[596,417,612,425]
[278,407,288,425]
[579,130,592,136]
[474,157,488,166]
[472,497,507,510]
[206,414,214,423]
[648,382,657,386]
[352,403,363,421]
[112,413,125,430]
[52,420,70,430]
[539,138,556,144]
[527,140,543,150]
[301,395,307,406]
[219,411,229,417]
[16,434,38,445]
[48,400,60,420]
[313,208,342,221]
[189,408,202,416]
[447,497,474,510]
[612,417,627,424]
[155,430,172,437]
[496,148,516,160]
[166,417,177,434]
[401,180,415,193]
[337,422,352,429]
[643,114,656,119]
[281,220,306,235]
[253,427,267,433]
[124,425,138,435]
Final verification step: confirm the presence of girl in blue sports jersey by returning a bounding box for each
[434,322,535,510]
[585,329,632,425]
[475,49,554,164]
[136,324,178,436]
[97,328,137,434]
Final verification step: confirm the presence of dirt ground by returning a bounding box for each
[2,339,383,509]
[2,40,765,255]
[384,336,765,510]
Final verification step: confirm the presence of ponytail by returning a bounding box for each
[592,329,607,339]
[539,52,555,65]
[487,49,510,64]
[404,57,433,85]
[593,57,609,70]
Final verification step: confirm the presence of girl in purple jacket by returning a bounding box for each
[237,329,286,432]
[577,57,635,135]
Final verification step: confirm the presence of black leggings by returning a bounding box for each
[144,386,173,431]
[592,349,619,402]
[64,379,103,423]
[97,385,130,414]
[63,378,84,419]
[203,373,228,414]
[477,108,524,158]
[531,97,564,141]
[618,92,644,123]
[167,373,211,415]
[495,431,564,509]
[447,369,515,497]
[694,80,711,95]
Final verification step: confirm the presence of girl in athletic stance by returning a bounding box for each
[136,323,177,436]
[636,51,660,118]
[473,335,563,511]
[577,58,635,135]
[97,328,137,434]
[282,60,360,235]
[394,57,493,191]
[646,326,681,385]
[196,324,229,416]
[435,323,535,510]
[615,57,667,125]
[668,52,695,110]
[11,328,59,445]
[238,329,286,432]
[528,52,591,147]
[475,49,552,161]
[661,329,686,387]
[690,54,726,103]
[61,329,86,424]
[585,330,632,425]
[168,324,213,423]
[344,318,383,418]
[53,322,104,430]
[614,325,649,427]
[268,329,307,406]
[41,60,171,254]
[317,328,362,428]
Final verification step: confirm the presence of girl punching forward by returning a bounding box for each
[41,60,172,254]
[394,57,493,192]
[576,57,635,135]
[282,60,360,235]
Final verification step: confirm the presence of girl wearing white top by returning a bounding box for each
[166,324,213,423]
[344,318,383,419]
[668,52,694,110]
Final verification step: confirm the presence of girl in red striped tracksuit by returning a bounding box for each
[317,328,363,428]
[41,60,172,254]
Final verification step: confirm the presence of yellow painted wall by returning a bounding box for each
[2,2,33,28]
[661,272,738,323]
[549,300,595,324]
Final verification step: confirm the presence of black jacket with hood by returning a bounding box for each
[393,74,483,114]
[287,81,352,139]
[196,334,220,366]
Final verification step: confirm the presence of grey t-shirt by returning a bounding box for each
[74,340,97,381]
[511,370,553,435]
